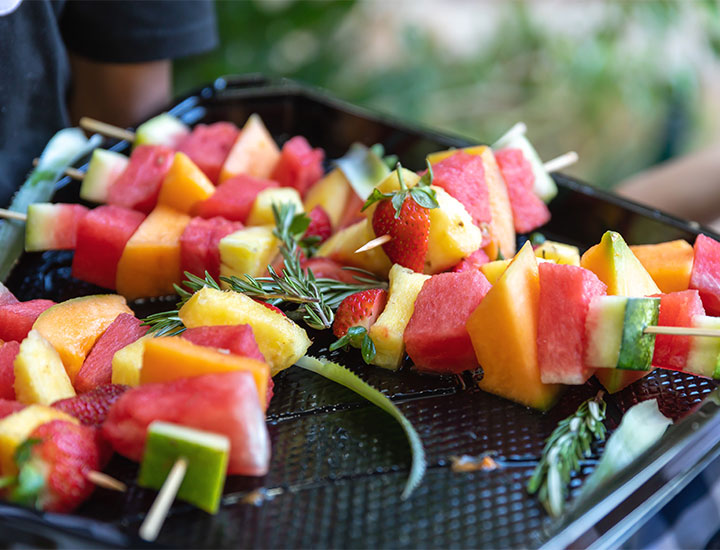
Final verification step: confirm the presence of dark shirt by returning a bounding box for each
[0,0,217,207]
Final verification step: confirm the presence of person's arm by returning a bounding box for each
[67,54,171,129]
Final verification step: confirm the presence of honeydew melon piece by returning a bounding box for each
[492,131,558,202]
[138,421,229,514]
[219,226,279,280]
[79,149,129,203]
[135,113,189,147]
[13,330,75,405]
[24,203,88,252]
[334,143,390,200]
[686,315,720,379]
[246,188,303,226]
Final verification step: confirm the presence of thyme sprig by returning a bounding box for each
[527,391,607,517]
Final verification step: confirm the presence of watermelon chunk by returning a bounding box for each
[74,314,147,393]
[0,300,55,342]
[495,148,551,234]
[107,145,174,214]
[405,271,492,374]
[102,371,270,476]
[652,290,705,371]
[180,217,244,280]
[25,203,89,252]
[537,263,607,384]
[298,257,360,284]
[0,399,24,420]
[176,122,240,184]
[270,136,325,197]
[193,174,279,222]
[689,234,720,316]
[0,341,20,400]
[452,248,491,273]
[72,205,145,290]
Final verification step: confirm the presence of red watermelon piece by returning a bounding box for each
[180,217,244,280]
[0,282,18,307]
[689,234,720,316]
[74,314,147,393]
[72,205,145,290]
[107,145,174,214]
[405,271,492,374]
[176,122,240,184]
[300,257,360,284]
[429,152,491,241]
[270,136,325,197]
[0,300,55,342]
[495,148,551,234]
[537,263,607,385]
[652,290,705,371]
[0,399,24,419]
[193,174,279,222]
[452,248,491,273]
[0,341,20,400]
[102,371,270,475]
[25,203,89,251]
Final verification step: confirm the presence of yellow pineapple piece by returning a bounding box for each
[481,260,511,285]
[14,330,75,405]
[219,226,280,281]
[316,219,392,278]
[111,335,152,387]
[0,405,77,475]
[246,187,304,226]
[179,287,311,376]
[303,169,352,229]
[369,264,430,370]
[534,241,580,266]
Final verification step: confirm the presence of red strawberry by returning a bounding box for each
[253,299,286,318]
[53,384,128,429]
[372,197,430,273]
[332,289,388,338]
[304,205,332,244]
[7,420,100,513]
[452,248,490,273]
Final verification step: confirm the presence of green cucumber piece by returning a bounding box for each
[135,113,189,147]
[617,297,659,371]
[686,315,720,379]
[492,131,557,203]
[585,296,626,368]
[79,149,128,203]
[334,143,390,200]
[138,421,229,514]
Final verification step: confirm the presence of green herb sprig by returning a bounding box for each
[527,392,607,517]
[329,326,377,364]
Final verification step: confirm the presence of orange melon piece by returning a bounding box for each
[157,152,215,214]
[33,295,132,383]
[629,240,694,294]
[140,336,269,408]
[466,242,561,410]
[219,114,280,183]
[116,205,191,300]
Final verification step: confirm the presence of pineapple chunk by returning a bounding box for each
[304,168,352,229]
[14,330,75,405]
[369,264,430,370]
[481,260,511,285]
[0,405,77,475]
[219,226,280,281]
[534,241,581,266]
[246,187,304,226]
[111,335,151,387]
[179,287,311,376]
[316,219,392,278]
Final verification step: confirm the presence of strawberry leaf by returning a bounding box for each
[361,333,376,363]
[362,188,393,212]
[10,462,44,509]
[417,160,434,187]
[409,187,439,210]
[391,191,407,219]
[0,475,16,490]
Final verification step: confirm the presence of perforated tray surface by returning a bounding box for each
[3,77,720,549]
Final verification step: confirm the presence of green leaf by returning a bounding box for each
[295,355,426,500]
[290,212,311,236]
[417,160,434,187]
[362,188,392,212]
[391,191,406,218]
[0,475,16,490]
[361,333,376,363]
[409,187,439,210]
[14,438,40,468]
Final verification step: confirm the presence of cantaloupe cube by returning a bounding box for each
[111,335,150,387]
[316,219,392,278]
[33,294,132,383]
[303,169,352,229]
[157,152,215,214]
[219,226,280,280]
[630,239,694,294]
[14,330,75,405]
[219,114,280,183]
[369,264,430,370]
[178,287,311,375]
[246,187,304,226]
[0,405,77,475]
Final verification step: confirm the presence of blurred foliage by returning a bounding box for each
[175,0,720,189]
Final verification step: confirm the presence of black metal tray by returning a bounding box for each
[2,76,720,549]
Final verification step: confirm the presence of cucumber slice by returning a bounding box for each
[135,113,189,147]
[617,297,659,370]
[492,131,557,203]
[334,143,390,200]
[686,315,720,378]
[585,296,626,368]
[79,149,128,203]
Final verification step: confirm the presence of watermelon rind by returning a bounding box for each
[585,296,625,368]
[687,315,720,379]
[135,113,189,147]
[617,297,659,371]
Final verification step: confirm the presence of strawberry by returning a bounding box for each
[452,248,491,273]
[331,289,388,363]
[253,299,287,317]
[3,420,100,513]
[304,205,332,244]
[53,384,128,429]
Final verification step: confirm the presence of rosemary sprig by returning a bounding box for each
[527,391,607,517]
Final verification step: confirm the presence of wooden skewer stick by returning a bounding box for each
[80,117,136,143]
[0,208,27,222]
[86,470,127,492]
[543,151,579,173]
[139,457,188,542]
[494,122,527,145]
[355,234,392,254]
[644,325,720,338]
[32,158,84,181]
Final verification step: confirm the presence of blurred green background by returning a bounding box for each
[175,0,720,190]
